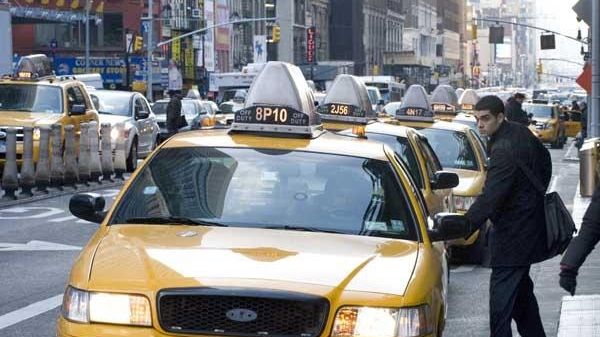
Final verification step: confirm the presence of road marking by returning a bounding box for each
[564,141,577,160]
[0,207,64,220]
[0,294,63,330]
[549,175,558,193]
[49,215,77,223]
[0,240,81,251]
[451,265,476,273]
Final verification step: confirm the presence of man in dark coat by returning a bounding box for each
[504,93,529,126]
[467,95,552,337]
[166,90,182,135]
[559,184,600,295]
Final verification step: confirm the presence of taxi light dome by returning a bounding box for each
[14,54,55,79]
[243,62,316,119]
[396,84,434,121]
[459,89,480,107]
[431,84,459,107]
[319,74,375,123]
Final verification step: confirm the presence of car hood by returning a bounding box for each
[447,168,485,196]
[89,226,419,296]
[97,114,130,125]
[0,111,62,127]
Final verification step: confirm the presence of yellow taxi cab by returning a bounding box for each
[563,109,582,138]
[430,85,458,122]
[523,101,566,149]
[317,74,458,216]
[383,85,489,263]
[58,62,472,337]
[0,54,99,164]
[457,89,480,116]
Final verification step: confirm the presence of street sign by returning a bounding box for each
[306,26,316,64]
[253,35,267,63]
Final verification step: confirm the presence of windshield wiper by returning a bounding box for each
[265,225,345,234]
[125,216,228,227]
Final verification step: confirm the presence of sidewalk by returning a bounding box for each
[556,183,600,337]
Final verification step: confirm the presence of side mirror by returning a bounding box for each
[70,104,86,115]
[430,171,459,190]
[69,193,106,224]
[428,213,472,242]
[135,107,150,119]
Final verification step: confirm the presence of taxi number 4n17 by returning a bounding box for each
[405,108,425,116]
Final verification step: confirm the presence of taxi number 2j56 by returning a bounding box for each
[329,104,350,115]
[256,107,288,123]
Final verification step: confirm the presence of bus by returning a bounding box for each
[359,76,405,103]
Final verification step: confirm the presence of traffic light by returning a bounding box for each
[134,36,143,52]
[272,25,281,43]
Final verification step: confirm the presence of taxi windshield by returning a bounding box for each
[523,104,553,119]
[417,128,478,171]
[110,147,418,241]
[0,84,63,114]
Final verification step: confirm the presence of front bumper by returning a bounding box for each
[57,316,164,337]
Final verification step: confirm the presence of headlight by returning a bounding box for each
[454,195,477,212]
[33,127,41,141]
[61,286,152,326]
[331,305,433,337]
[110,127,120,141]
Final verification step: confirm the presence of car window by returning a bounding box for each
[134,98,145,117]
[67,86,87,109]
[366,132,423,189]
[417,128,478,171]
[0,84,63,114]
[110,147,419,241]
[91,92,131,116]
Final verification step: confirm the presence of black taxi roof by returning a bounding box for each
[162,128,390,161]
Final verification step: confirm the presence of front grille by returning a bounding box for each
[0,127,24,142]
[158,288,329,337]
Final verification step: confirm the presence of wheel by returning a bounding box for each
[126,138,138,172]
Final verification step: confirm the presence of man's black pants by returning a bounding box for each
[489,266,546,337]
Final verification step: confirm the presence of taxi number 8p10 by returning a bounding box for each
[235,106,310,126]
[256,107,288,123]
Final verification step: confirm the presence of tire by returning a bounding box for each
[126,138,138,172]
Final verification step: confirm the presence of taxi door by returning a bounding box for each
[564,110,582,138]
[64,84,99,134]
[408,131,452,215]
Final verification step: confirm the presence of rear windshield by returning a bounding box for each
[0,84,63,114]
[110,147,419,241]
[417,128,479,171]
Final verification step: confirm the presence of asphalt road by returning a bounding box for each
[0,142,580,337]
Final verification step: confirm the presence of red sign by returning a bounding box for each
[306,27,316,64]
[577,62,592,93]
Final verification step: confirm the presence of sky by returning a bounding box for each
[535,0,588,77]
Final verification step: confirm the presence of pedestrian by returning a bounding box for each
[467,95,551,337]
[504,92,529,126]
[559,183,600,296]
[571,100,581,111]
[166,90,183,136]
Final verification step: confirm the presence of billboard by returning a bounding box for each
[204,0,215,71]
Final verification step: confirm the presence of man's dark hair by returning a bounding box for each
[475,95,505,116]
[514,92,526,100]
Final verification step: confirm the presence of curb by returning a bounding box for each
[0,179,126,209]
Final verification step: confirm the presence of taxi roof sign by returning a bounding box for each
[318,74,375,124]
[431,85,458,106]
[458,89,480,111]
[13,54,54,80]
[396,85,434,122]
[231,61,323,136]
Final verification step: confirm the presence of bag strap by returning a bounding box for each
[515,160,546,194]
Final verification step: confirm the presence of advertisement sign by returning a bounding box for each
[54,56,167,87]
[253,35,267,63]
[306,27,316,64]
[204,0,215,71]
[215,0,230,51]
[172,32,181,63]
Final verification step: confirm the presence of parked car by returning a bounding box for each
[89,90,159,172]
[152,98,214,142]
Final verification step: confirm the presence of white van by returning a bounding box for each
[58,73,103,89]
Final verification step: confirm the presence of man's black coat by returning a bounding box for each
[505,98,529,126]
[466,120,552,266]
[561,184,600,268]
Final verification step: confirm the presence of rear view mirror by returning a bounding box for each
[69,193,106,223]
[428,213,472,242]
[430,171,459,190]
